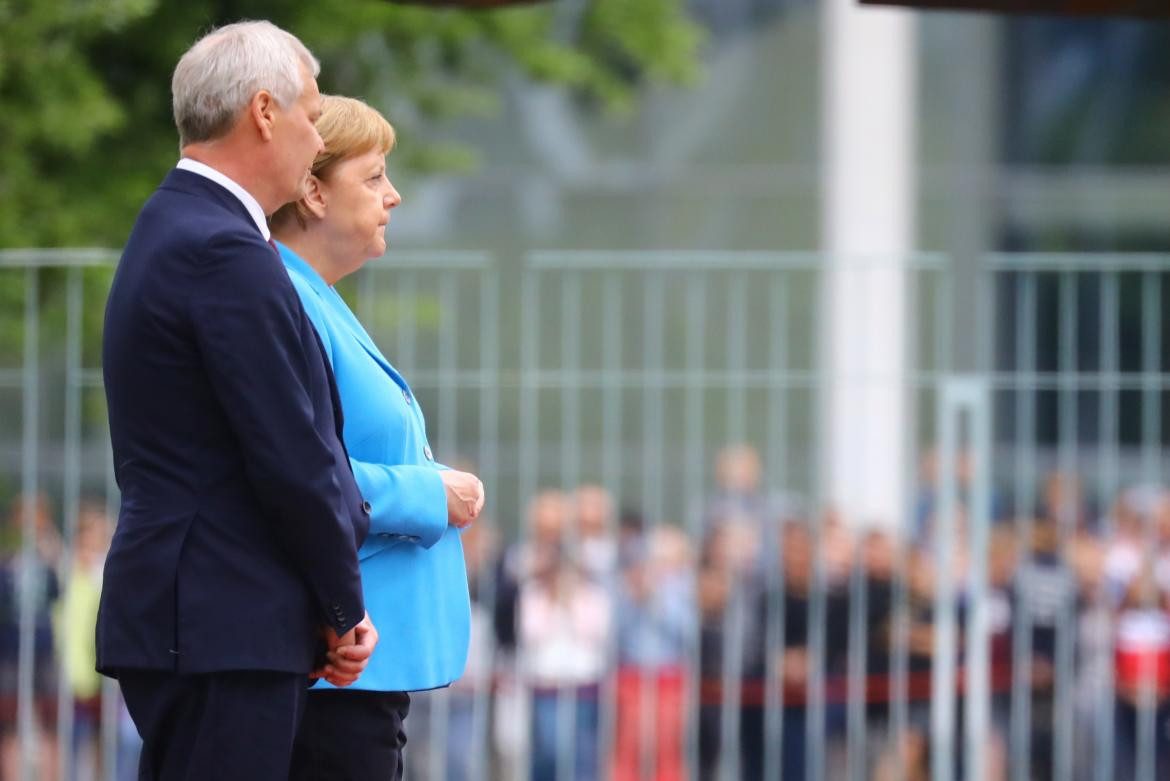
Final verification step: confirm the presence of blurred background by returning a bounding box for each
[2,0,1170,779]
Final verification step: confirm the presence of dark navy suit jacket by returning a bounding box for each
[97,169,369,676]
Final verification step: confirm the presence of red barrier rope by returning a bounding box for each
[459,663,1022,707]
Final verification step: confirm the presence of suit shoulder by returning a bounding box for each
[136,188,268,265]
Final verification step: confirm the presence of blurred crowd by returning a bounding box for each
[0,495,138,781]
[5,444,1170,780]
[409,445,1170,781]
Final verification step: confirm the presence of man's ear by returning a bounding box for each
[250,91,277,141]
[302,174,327,219]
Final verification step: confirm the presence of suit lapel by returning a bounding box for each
[278,245,415,395]
[324,292,409,387]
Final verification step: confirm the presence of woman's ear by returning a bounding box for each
[302,174,327,219]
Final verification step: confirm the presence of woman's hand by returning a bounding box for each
[440,470,485,529]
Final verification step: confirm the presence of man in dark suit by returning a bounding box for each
[98,20,378,780]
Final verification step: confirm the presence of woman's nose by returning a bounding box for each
[385,184,401,208]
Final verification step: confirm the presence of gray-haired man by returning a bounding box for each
[99,21,377,780]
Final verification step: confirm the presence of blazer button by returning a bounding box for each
[424,445,433,461]
[362,501,372,515]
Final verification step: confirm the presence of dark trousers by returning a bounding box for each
[290,689,410,781]
[118,669,308,781]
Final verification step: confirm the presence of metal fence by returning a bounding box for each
[0,249,1167,781]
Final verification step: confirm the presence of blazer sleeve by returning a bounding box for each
[189,235,364,636]
[348,460,448,548]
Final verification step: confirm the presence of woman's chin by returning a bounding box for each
[367,240,387,259]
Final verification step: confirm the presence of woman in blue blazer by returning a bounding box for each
[271,95,485,781]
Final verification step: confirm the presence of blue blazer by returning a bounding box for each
[279,243,470,692]
[99,170,368,677]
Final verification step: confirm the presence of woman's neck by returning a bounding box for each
[272,227,344,286]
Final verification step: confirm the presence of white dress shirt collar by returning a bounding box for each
[176,158,270,240]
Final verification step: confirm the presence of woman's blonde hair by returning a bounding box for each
[270,95,396,231]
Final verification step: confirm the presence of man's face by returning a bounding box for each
[270,62,324,206]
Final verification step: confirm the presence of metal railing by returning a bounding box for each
[0,249,1167,781]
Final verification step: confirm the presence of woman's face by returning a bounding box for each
[319,149,401,266]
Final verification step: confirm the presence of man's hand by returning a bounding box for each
[312,611,378,687]
[440,470,485,529]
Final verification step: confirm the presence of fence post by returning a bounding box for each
[932,376,992,781]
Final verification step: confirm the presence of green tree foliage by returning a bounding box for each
[0,0,704,249]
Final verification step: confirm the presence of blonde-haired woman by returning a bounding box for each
[271,95,485,780]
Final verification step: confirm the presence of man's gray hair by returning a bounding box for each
[172,20,320,147]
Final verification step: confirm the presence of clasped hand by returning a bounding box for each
[440,470,485,529]
[312,611,378,687]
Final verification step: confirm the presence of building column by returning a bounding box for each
[821,0,917,529]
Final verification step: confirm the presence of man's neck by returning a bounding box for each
[177,158,271,240]
[181,144,277,214]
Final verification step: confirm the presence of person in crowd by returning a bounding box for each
[1,494,61,781]
[1103,484,1163,604]
[1150,491,1170,596]
[1112,558,1170,779]
[745,518,855,781]
[613,524,695,781]
[491,490,569,778]
[706,445,770,529]
[873,547,942,779]
[494,491,568,657]
[696,513,758,779]
[56,502,111,781]
[985,526,1017,779]
[575,485,618,584]
[1039,470,1093,536]
[704,446,780,577]
[1014,516,1078,780]
[518,540,611,781]
[913,448,1008,549]
[1069,520,1109,781]
[821,509,857,591]
[270,94,485,780]
[617,508,648,570]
